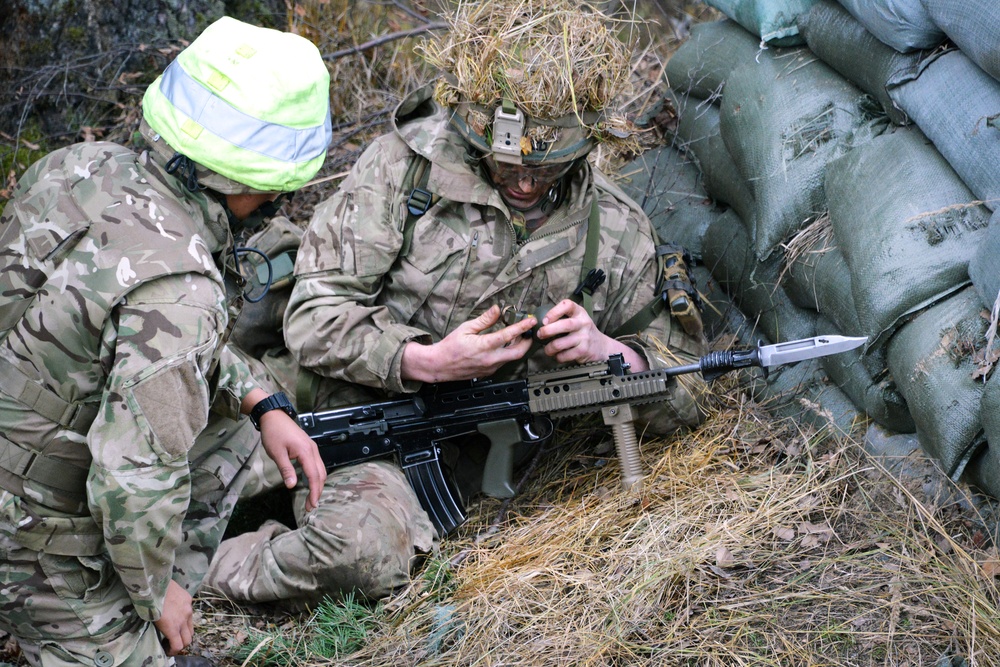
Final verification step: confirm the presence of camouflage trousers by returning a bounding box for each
[200,350,438,610]
[0,414,257,666]
[200,456,437,610]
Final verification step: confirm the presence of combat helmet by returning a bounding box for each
[420,0,639,167]
[141,16,332,195]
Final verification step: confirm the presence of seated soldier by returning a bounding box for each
[203,0,707,612]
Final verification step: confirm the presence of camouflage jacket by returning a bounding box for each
[286,86,707,430]
[0,142,257,621]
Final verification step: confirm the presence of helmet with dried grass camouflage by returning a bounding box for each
[421,0,639,165]
[142,16,333,194]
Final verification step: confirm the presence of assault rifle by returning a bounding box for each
[298,335,866,535]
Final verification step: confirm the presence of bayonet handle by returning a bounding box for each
[663,343,765,382]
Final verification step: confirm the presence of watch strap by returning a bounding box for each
[249,392,297,430]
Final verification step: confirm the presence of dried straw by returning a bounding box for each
[419,0,641,154]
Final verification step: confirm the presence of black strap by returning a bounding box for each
[399,155,438,256]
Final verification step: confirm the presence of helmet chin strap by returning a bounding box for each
[220,192,293,302]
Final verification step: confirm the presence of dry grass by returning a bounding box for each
[420,0,638,153]
[196,383,1000,666]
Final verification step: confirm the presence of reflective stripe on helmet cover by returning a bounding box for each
[158,60,332,165]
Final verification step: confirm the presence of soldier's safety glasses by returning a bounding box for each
[484,156,578,189]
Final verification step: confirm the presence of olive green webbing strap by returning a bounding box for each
[610,285,664,339]
[578,198,601,316]
[0,431,89,496]
[399,155,437,257]
[0,357,90,498]
[296,367,323,413]
[0,355,98,433]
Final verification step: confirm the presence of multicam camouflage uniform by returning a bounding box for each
[202,86,708,609]
[0,142,260,666]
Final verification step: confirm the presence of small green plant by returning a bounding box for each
[237,593,385,665]
[418,556,460,601]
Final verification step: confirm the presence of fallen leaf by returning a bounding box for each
[982,559,1000,577]
[773,525,795,541]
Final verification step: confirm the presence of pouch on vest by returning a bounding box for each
[658,243,704,338]
[228,216,304,359]
[0,195,92,343]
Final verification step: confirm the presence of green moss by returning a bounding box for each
[1,121,51,186]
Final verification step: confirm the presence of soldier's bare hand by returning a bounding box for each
[260,411,328,511]
[401,305,535,382]
[154,580,194,657]
[537,300,648,370]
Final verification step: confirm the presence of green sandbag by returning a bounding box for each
[968,209,1000,312]
[755,355,865,436]
[782,227,860,335]
[825,126,989,348]
[835,0,943,53]
[664,19,763,101]
[691,264,738,342]
[720,47,878,261]
[705,0,818,46]
[670,91,756,234]
[798,0,935,126]
[888,49,1000,212]
[618,143,718,261]
[701,209,816,345]
[923,0,1000,83]
[964,370,1000,499]
[886,287,986,477]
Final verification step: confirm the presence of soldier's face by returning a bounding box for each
[225,192,281,220]
[484,157,575,210]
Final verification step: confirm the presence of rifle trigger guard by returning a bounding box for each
[523,415,554,443]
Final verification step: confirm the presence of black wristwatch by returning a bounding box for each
[248,392,297,430]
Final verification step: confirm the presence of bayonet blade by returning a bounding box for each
[757,335,867,368]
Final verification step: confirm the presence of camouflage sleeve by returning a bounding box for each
[285,138,431,393]
[597,201,709,435]
[212,345,260,419]
[86,274,232,622]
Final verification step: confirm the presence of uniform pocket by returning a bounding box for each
[38,551,115,606]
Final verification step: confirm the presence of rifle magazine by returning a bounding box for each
[402,447,468,536]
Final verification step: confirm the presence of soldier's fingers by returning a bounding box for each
[466,304,502,334]
[541,299,581,324]
[300,447,327,511]
[495,316,536,346]
[269,447,299,490]
[181,620,194,651]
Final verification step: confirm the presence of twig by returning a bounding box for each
[322,22,448,61]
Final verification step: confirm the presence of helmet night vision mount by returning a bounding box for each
[491,100,526,165]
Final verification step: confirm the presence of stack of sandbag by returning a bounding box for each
[654,0,1000,500]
